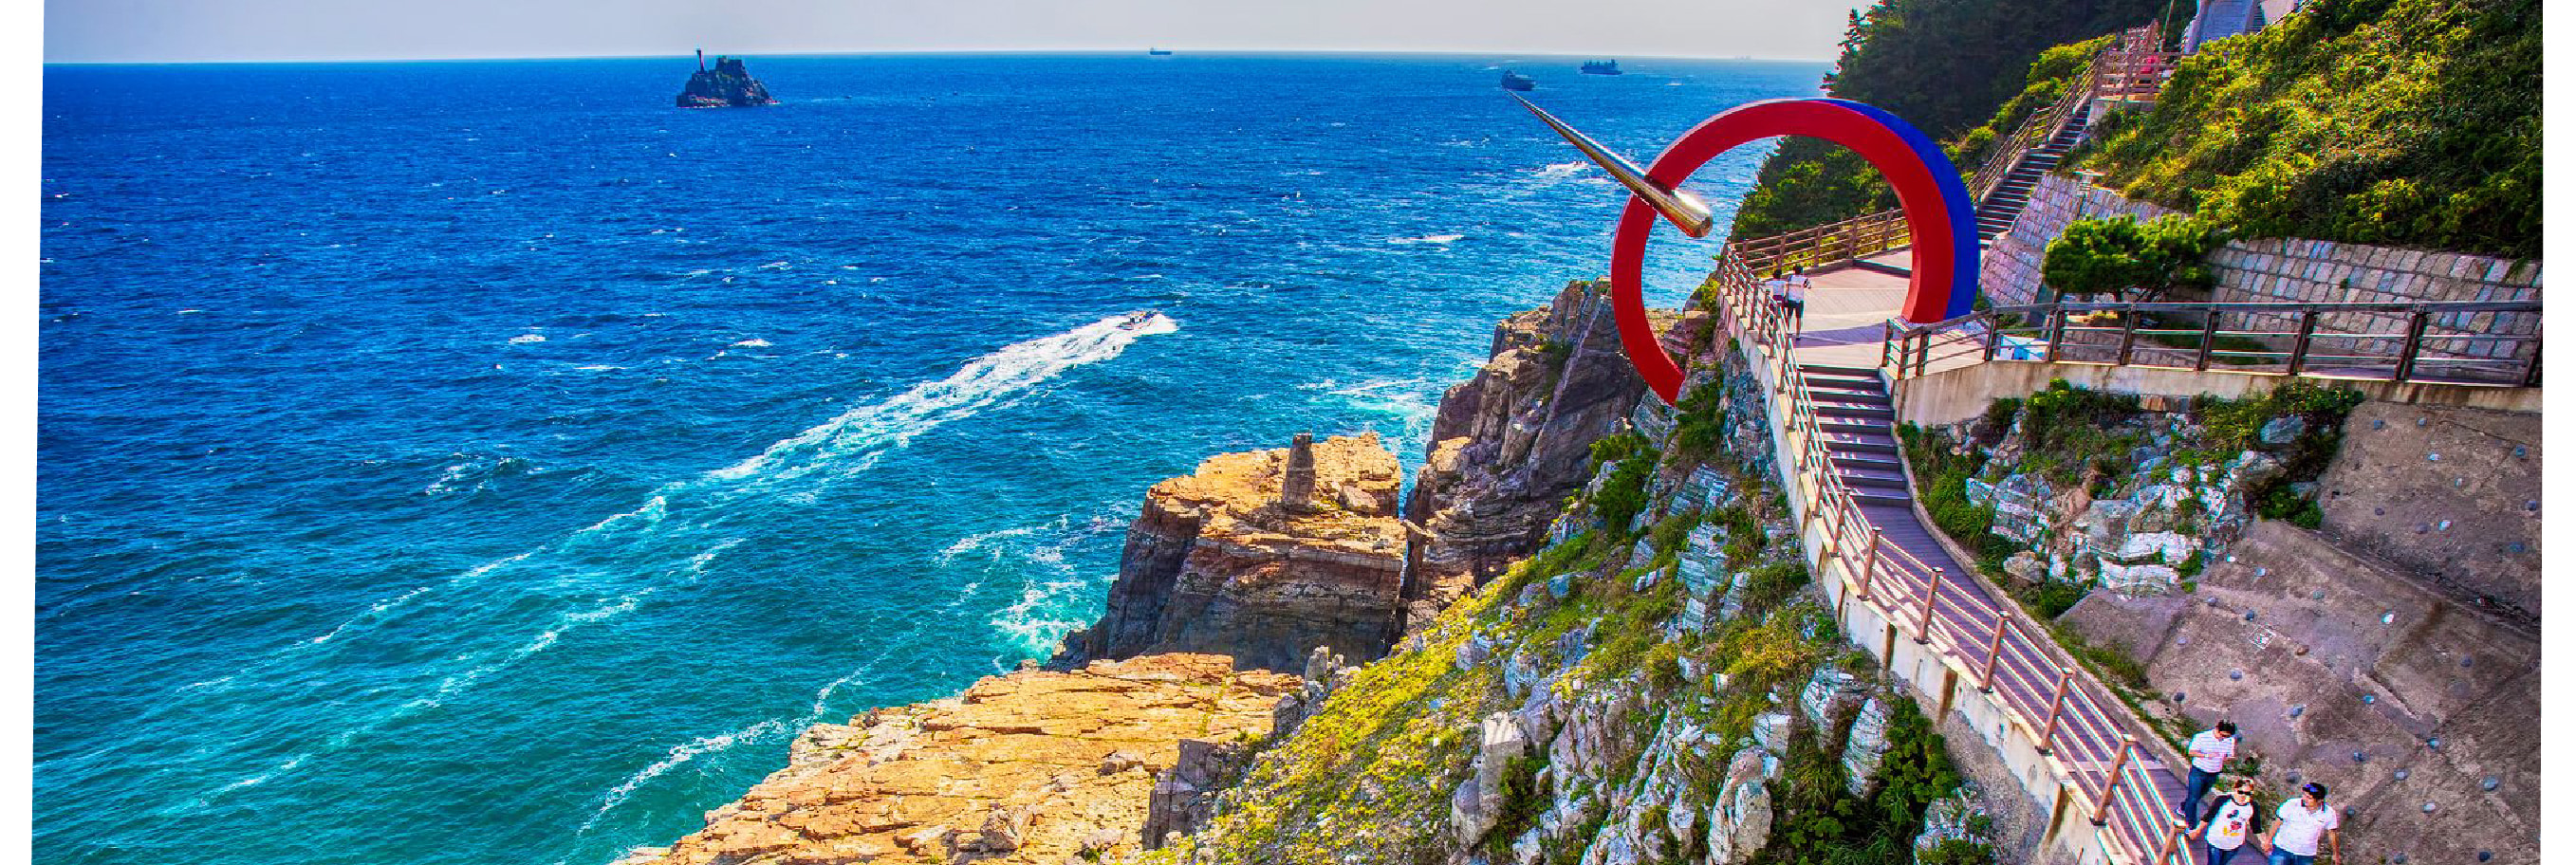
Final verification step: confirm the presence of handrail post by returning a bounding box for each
[1916,567,1943,645]
[1911,328,1930,377]
[2194,305,2220,371]
[2043,306,2066,361]
[2286,308,2320,376]
[2116,307,2139,365]
[1881,321,1896,370]
[2395,307,2431,382]
[1979,615,2008,692]
[1856,528,1881,600]
[2525,332,2544,387]
[2157,819,2188,865]
[2036,667,2074,754]
[2090,735,2140,826]
[1819,499,1845,567]
[1984,313,2003,361]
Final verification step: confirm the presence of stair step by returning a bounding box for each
[1848,487,1915,506]
[1797,363,1881,377]
[1817,420,1889,437]
[1804,380,1887,398]
[1803,373,1885,391]
[1813,389,1892,406]
[1815,404,1897,421]
[1836,465,1908,486]
[1832,452,1902,471]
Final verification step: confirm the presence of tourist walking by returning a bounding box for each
[2264,782,2342,865]
[1772,267,1809,332]
[2178,720,2238,817]
[2185,778,2267,865]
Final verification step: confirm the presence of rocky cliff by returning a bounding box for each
[1116,343,1992,865]
[1054,432,1409,672]
[1402,279,1691,632]
[618,653,1295,865]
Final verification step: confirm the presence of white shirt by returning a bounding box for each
[2273,800,2339,856]
[2204,800,2257,850]
[2186,729,2237,772]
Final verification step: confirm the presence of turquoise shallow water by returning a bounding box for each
[38,53,1822,865]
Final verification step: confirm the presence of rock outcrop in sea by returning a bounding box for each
[1053,432,1409,672]
[676,54,778,107]
[617,653,1294,865]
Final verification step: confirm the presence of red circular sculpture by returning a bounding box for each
[1609,99,1975,404]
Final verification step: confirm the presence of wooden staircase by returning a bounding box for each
[1974,101,2092,244]
[1796,363,1910,507]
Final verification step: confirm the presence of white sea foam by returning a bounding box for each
[732,338,772,348]
[583,717,793,830]
[1533,160,1591,179]
[938,524,1045,563]
[710,312,1177,485]
[509,333,547,344]
[1387,233,1465,245]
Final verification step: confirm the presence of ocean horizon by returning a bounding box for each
[39,53,1821,865]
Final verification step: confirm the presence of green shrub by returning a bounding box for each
[2014,579,2090,618]
[1918,838,1999,865]
[2039,214,2229,303]
[2082,0,2540,257]
[1593,454,1659,540]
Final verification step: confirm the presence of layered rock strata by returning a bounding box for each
[1401,279,1673,630]
[620,653,1294,865]
[1055,432,1408,672]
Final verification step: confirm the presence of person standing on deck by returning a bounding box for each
[2265,782,2341,865]
[2179,720,2238,818]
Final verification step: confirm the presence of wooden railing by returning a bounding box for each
[1729,210,1911,278]
[1964,24,2172,204]
[2097,25,2178,101]
[1963,41,2109,202]
[1883,301,2545,387]
[1705,243,2196,865]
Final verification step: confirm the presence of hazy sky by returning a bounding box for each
[45,0,1870,64]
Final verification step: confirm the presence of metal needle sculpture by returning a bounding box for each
[1515,96,1981,403]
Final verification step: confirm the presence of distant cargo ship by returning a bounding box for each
[676,51,778,107]
[1149,47,1173,55]
[1581,60,1622,75]
[1500,70,1535,91]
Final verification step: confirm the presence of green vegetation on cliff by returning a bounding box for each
[1729,0,2180,238]
[2081,0,2541,257]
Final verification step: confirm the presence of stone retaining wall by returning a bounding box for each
[1978,173,2179,307]
[1978,174,2542,371]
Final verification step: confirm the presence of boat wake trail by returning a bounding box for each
[180,313,1179,803]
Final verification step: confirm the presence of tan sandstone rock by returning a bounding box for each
[626,653,1296,865]
[1055,432,1410,672]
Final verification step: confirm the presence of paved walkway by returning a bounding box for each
[1764,251,2193,860]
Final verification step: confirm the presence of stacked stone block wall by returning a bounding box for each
[2207,239,2542,366]
[1977,174,2541,375]
[1977,173,2179,307]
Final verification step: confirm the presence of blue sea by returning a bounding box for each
[38,54,1822,865]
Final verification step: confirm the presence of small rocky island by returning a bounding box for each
[676,51,777,107]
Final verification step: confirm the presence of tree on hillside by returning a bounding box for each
[1729,0,2189,240]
